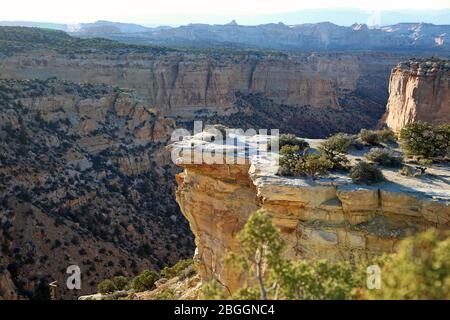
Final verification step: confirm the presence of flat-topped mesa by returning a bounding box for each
[383,58,450,132]
[170,133,450,293]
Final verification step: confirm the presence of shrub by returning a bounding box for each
[112,276,129,291]
[280,145,301,155]
[359,128,397,145]
[317,147,350,170]
[417,158,433,167]
[271,134,309,152]
[160,259,194,279]
[318,133,351,170]
[365,148,403,167]
[399,121,450,159]
[97,279,117,294]
[359,129,380,145]
[349,161,384,184]
[365,230,450,300]
[201,280,226,300]
[302,154,333,178]
[277,153,332,178]
[435,124,450,157]
[154,288,179,300]
[279,259,358,300]
[277,152,302,176]
[378,128,397,144]
[179,264,197,281]
[279,134,309,149]
[320,133,355,154]
[278,132,357,176]
[131,269,160,292]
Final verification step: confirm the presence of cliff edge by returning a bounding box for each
[170,131,450,293]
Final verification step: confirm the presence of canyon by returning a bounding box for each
[0,26,449,300]
[3,27,449,138]
[0,27,409,133]
[0,49,397,121]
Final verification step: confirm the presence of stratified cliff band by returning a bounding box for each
[384,58,450,131]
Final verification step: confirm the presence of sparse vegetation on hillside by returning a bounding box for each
[160,259,194,279]
[94,258,196,297]
[97,280,118,294]
[195,92,388,141]
[131,270,160,292]
[0,26,175,55]
[0,78,194,299]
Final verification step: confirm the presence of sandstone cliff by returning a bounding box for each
[0,50,396,117]
[170,132,450,293]
[384,58,450,131]
[0,27,405,130]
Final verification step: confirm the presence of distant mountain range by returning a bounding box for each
[0,19,449,53]
[3,8,450,27]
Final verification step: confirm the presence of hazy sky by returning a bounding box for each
[1,0,449,25]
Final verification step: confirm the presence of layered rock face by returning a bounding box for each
[0,51,375,113]
[0,79,194,299]
[384,59,450,131]
[0,28,402,121]
[171,133,450,293]
[0,27,412,138]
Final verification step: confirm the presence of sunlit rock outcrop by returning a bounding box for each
[384,58,450,131]
[170,132,450,293]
